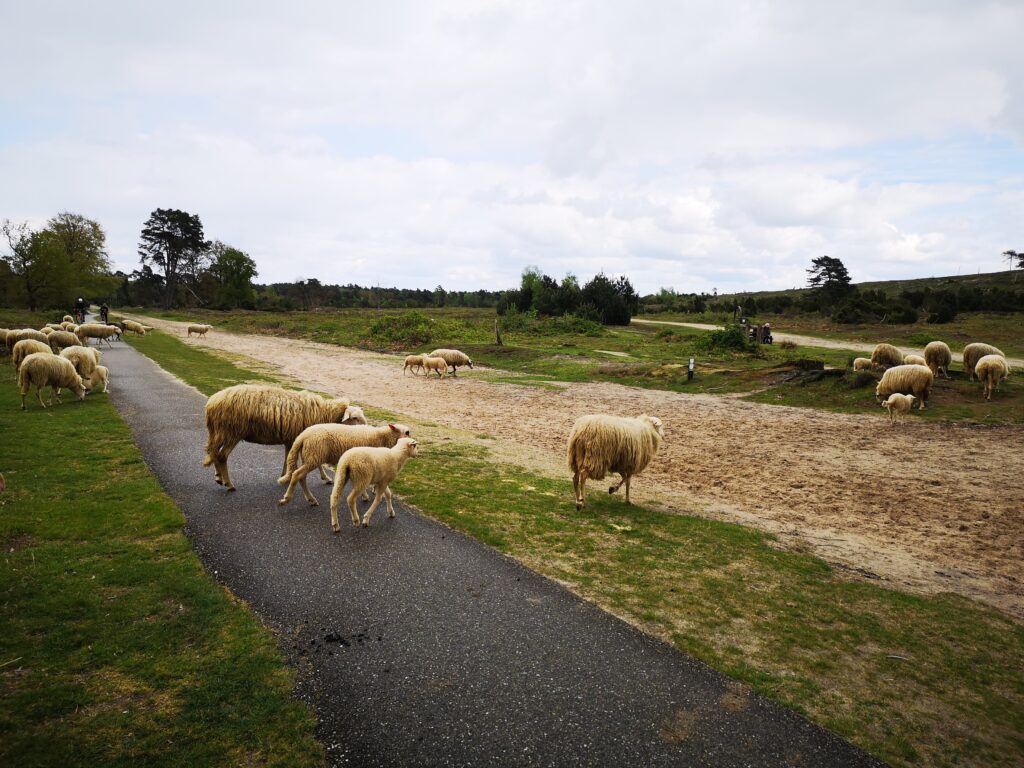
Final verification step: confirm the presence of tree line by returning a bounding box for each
[497,267,640,325]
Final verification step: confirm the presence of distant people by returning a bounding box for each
[761,323,772,344]
[99,303,109,323]
[74,297,86,323]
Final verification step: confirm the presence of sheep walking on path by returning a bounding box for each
[187,324,212,337]
[881,394,916,425]
[17,353,87,409]
[421,356,449,378]
[403,355,425,376]
[975,354,1009,400]
[567,414,664,510]
[329,438,419,531]
[427,348,473,376]
[202,384,357,491]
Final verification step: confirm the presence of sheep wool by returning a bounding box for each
[975,354,1009,401]
[567,414,664,510]
[62,315,75,323]
[202,384,355,491]
[403,354,425,376]
[59,346,99,387]
[47,330,82,351]
[75,323,120,346]
[0,329,9,354]
[875,364,933,410]
[427,348,473,375]
[923,341,952,380]
[852,357,873,372]
[7,328,49,348]
[329,437,419,531]
[18,352,87,409]
[122,319,147,336]
[962,343,1005,380]
[94,364,110,393]
[903,354,926,367]
[881,393,916,425]
[870,343,904,370]
[187,324,212,337]
[12,339,53,370]
[421,356,448,377]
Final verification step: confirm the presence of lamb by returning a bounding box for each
[202,384,359,491]
[975,354,1009,401]
[75,322,120,347]
[881,393,916,425]
[852,357,873,372]
[12,339,53,370]
[329,438,419,531]
[427,348,473,376]
[277,421,412,506]
[567,414,664,510]
[122,319,147,336]
[870,343,904,370]
[187,324,212,337]
[962,343,1005,381]
[93,364,110,393]
[875,364,933,410]
[903,354,926,367]
[421,356,449,378]
[403,354,425,376]
[17,352,87,409]
[48,330,84,352]
[923,341,952,380]
[59,345,99,387]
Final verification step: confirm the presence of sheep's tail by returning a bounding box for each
[277,440,302,485]
[335,458,351,492]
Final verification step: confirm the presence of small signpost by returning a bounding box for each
[688,357,695,382]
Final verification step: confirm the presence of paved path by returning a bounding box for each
[105,341,883,767]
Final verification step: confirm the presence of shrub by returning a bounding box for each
[694,325,755,353]
[368,312,434,346]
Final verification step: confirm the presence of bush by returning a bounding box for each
[694,325,755,353]
[368,312,434,346]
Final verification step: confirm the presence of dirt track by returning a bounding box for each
[135,316,1024,618]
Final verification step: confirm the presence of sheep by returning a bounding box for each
[44,323,64,331]
[122,319,147,336]
[963,343,1005,381]
[6,328,49,348]
[427,348,473,376]
[903,354,926,367]
[59,345,99,388]
[881,393,916,425]
[40,326,54,336]
[93,364,110,394]
[852,357,873,372]
[277,421,412,507]
[567,414,664,510]
[421,356,449,378]
[17,352,87,409]
[329,437,419,531]
[0,329,9,354]
[875,364,933,410]
[924,341,952,380]
[975,354,1009,400]
[186,323,212,337]
[870,343,904,370]
[48,330,84,352]
[60,321,78,331]
[403,354,425,376]
[12,339,53,370]
[75,322,120,347]
[62,314,75,323]
[202,384,358,491]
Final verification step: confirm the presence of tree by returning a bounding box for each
[806,255,853,308]
[138,209,210,308]
[1004,250,1023,281]
[580,272,637,325]
[207,241,258,308]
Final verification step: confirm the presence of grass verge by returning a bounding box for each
[126,329,1024,768]
[0,326,322,767]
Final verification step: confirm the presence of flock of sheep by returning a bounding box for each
[402,349,474,377]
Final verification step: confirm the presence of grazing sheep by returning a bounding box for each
[903,354,926,367]
[12,339,53,370]
[60,321,78,331]
[62,314,75,323]
[427,348,473,376]
[852,357,873,372]
[329,438,419,531]
[924,341,952,380]
[403,354,425,376]
[421,356,449,378]
[47,330,81,352]
[122,319,147,336]
[93,364,110,393]
[975,354,1009,400]
[277,421,412,506]
[870,343,904,370]
[75,322,120,347]
[6,328,49,348]
[202,384,357,491]
[59,345,99,388]
[187,324,212,337]
[963,343,1005,381]
[875,364,933,410]
[40,326,54,336]
[881,393,916,425]
[0,329,10,354]
[567,414,665,510]
[17,353,87,409]
[44,323,64,330]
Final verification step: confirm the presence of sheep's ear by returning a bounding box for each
[389,423,398,432]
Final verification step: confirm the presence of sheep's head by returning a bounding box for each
[467,358,473,368]
[73,376,87,400]
[341,405,368,425]
[388,423,413,439]
[641,415,665,438]
[396,437,418,457]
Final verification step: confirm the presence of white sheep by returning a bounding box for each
[75,322,120,347]
[403,354,425,376]
[187,324,212,337]
[421,356,449,378]
[567,414,664,510]
[870,343,903,370]
[62,314,75,323]
[329,437,419,531]
[903,354,926,367]
[47,330,82,352]
[12,339,53,370]
[975,354,1009,400]
[122,319,147,336]
[923,341,952,380]
[881,393,916,425]
[875,364,933,410]
[277,421,411,506]
[59,345,99,388]
[6,328,49,348]
[852,357,873,372]
[963,343,1005,381]
[427,348,473,376]
[17,353,87,409]
[93,364,110,393]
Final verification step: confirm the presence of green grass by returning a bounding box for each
[126,328,1024,768]
[0,315,322,767]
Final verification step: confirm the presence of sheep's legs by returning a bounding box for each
[214,438,239,491]
[385,486,395,518]
[346,485,365,528]
[318,463,333,484]
[574,470,589,510]
[278,464,318,506]
[361,484,389,527]
[36,385,47,408]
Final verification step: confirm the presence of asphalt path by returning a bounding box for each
[105,340,884,767]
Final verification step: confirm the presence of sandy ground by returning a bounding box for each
[134,316,1024,618]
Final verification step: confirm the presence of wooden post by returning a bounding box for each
[494,319,503,346]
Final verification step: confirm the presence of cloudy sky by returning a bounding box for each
[2,1,1022,295]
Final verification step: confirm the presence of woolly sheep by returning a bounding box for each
[975,354,1009,401]
[875,364,933,410]
[40,326,54,336]
[403,354,425,376]
[329,437,419,531]
[75,322,120,347]
[427,348,473,376]
[187,324,212,337]
[93,364,110,394]
[122,319,147,336]
[44,323,64,330]
[903,354,926,367]
[59,345,99,388]
[924,341,952,380]
[0,329,9,354]
[12,339,53,370]
[870,343,904,370]
[852,357,873,372]
[60,321,78,331]
[881,393,916,425]
[962,343,1005,381]
[62,314,74,323]
[202,384,357,491]
[6,328,49,348]
[277,421,412,506]
[567,414,664,510]
[17,353,87,410]
[421,356,449,378]
[47,330,82,351]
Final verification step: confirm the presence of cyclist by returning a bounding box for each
[74,297,86,323]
